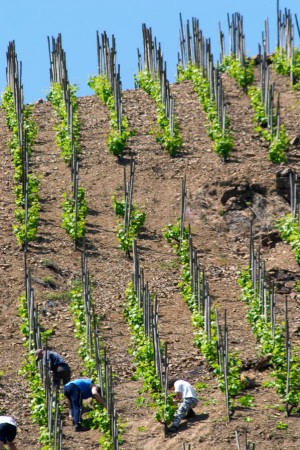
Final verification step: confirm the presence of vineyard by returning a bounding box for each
[1,5,300,450]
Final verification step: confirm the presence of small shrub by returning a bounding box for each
[220,55,254,88]
[112,196,146,254]
[248,86,288,163]
[61,187,88,241]
[135,70,182,156]
[47,83,80,164]
[276,421,288,430]
[88,74,134,157]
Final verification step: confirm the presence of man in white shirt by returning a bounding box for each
[0,416,17,450]
[167,379,198,433]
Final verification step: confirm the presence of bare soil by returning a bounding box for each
[0,67,300,449]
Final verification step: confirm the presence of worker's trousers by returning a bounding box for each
[63,383,83,425]
[171,397,198,428]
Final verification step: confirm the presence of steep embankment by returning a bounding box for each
[0,69,300,449]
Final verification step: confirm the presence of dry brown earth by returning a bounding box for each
[0,67,300,449]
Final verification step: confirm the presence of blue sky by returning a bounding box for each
[1,0,299,103]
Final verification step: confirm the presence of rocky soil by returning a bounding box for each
[0,66,300,449]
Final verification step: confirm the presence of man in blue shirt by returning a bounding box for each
[35,349,71,388]
[63,378,105,432]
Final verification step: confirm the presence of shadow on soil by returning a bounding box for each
[87,208,100,217]
[138,230,160,241]
[166,413,209,437]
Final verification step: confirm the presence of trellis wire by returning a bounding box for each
[97,31,123,133]
[138,24,176,136]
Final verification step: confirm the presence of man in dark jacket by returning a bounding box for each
[35,348,71,388]
[0,415,17,450]
[63,378,105,432]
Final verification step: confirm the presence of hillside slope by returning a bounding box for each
[0,69,300,449]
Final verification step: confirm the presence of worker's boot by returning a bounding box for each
[74,423,90,432]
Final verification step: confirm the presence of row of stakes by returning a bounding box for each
[6,9,300,446]
[178,15,228,147]
[23,246,121,447]
[6,32,121,448]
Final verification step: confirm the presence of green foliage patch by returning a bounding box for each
[88,74,134,158]
[124,282,176,424]
[47,83,80,164]
[18,294,55,449]
[48,83,88,241]
[164,222,244,409]
[135,70,182,156]
[276,214,300,264]
[61,187,88,241]
[220,55,254,88]
[70,280,123,448]
[2,86,40,246]
[112,195,146,254]
[177,64,233,161]
[272,47,300,90]
[248,86,288,163]
[237,268,300,407]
